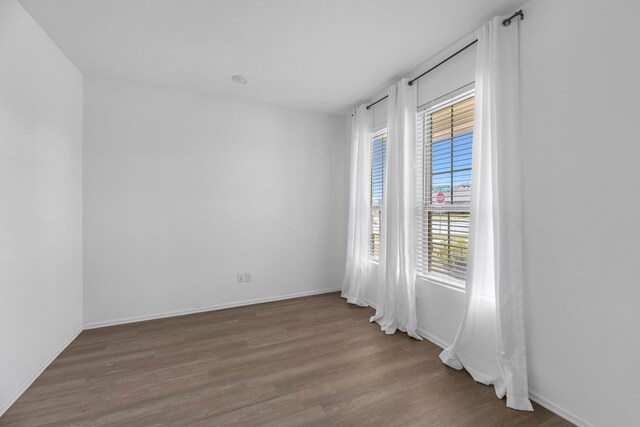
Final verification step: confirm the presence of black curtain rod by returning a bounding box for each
[365,9,524,110]
[366,39,477,109]
[366,95,388,110]
[407,39,478,87]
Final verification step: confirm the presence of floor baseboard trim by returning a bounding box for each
[529,391,593,427]
[416,327,450,350]
[83,288,342,329]
[365,299,452,351]
[0,327,82,418]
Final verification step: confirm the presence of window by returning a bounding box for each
[370,128,387,261]
[416,87,474,284]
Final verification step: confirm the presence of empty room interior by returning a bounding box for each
[1,0,638,425]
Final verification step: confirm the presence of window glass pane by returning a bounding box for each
[431,173,451,204]
[370,210,381,259]
[452,98,474,137]
[371,137,385,208]
[453,134,472,170]
[453,171,472,204]
[427,212,469,281]
[370,129,387,260]
[431,140,452,174]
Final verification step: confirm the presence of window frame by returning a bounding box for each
[416,84,475,288]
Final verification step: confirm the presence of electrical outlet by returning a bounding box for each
[244,273,252,283]
[237,273,244,283]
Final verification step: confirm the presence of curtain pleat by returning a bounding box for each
[341,105,372,307]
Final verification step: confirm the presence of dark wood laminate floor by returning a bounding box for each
[1,292,572,426]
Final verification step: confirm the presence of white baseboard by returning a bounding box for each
[366,297,451,350]
[416,327,450,350]
[84,287,342,329]
[529,390,594,427]
[0,327,82,418]
[367,297,451,351]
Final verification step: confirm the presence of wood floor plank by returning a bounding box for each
[0,292,573,426]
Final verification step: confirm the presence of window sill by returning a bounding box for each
[416,273,466,292]
[367,263,465,292]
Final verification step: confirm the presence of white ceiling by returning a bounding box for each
[19,0,527,115]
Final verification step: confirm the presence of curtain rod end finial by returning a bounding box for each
[503,9,524,26]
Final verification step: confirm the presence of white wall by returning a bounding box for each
[519,1,640,425]
[0,0,83,416]
[83,78,348,326]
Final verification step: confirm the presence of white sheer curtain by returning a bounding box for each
[439,17,533,411]
[370,79,421,340]
[341,104,372,307]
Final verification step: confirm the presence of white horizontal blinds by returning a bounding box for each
[370,128,387,261]
[416,88,474,282]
